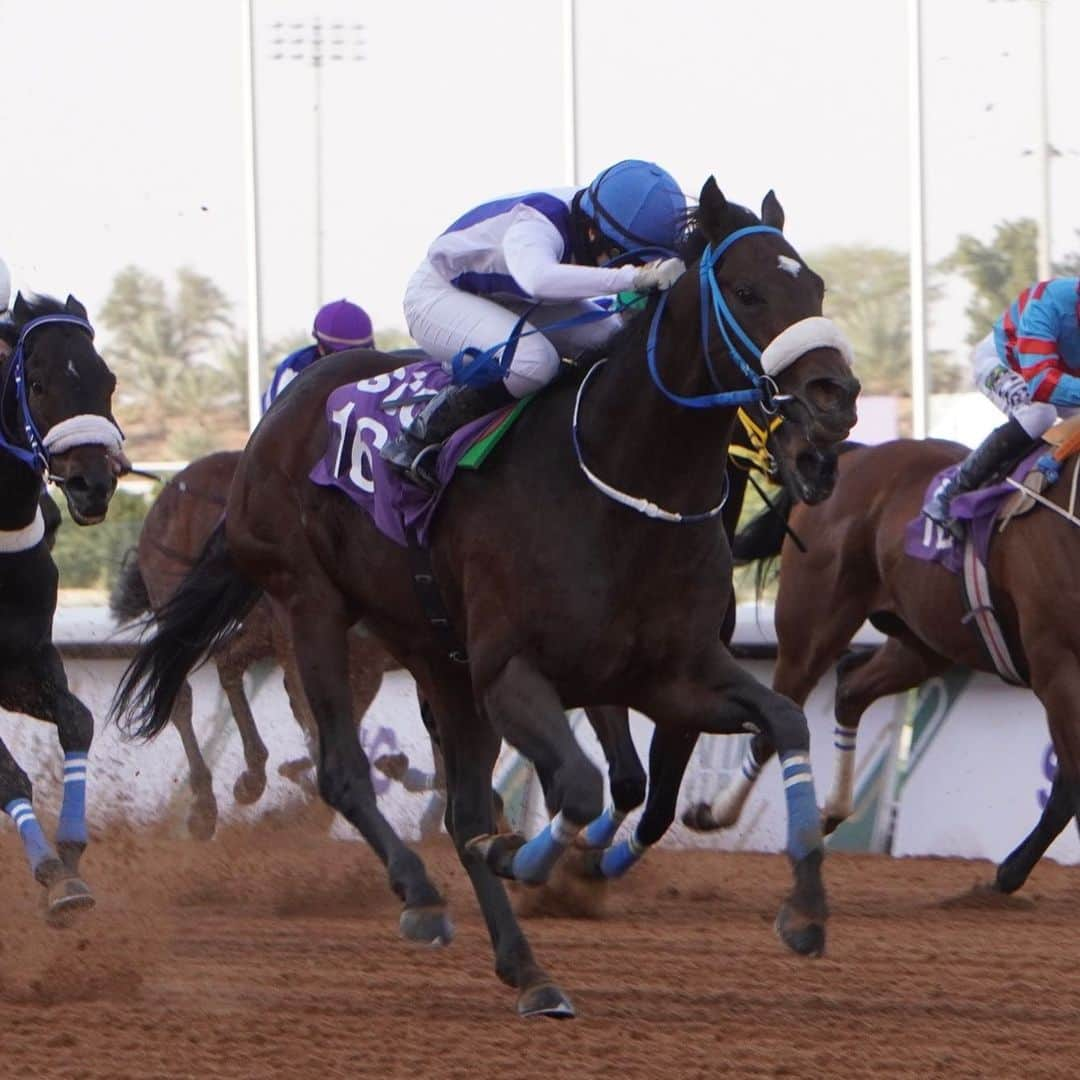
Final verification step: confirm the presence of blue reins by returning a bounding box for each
[646,224,784,410]
[0,313,96,473]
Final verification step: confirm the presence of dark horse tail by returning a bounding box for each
[109,547,151,624]
[111,522,261,740]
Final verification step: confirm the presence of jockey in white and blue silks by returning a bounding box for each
[262,298,374,412]
[922,277,1080,536]
[381,159,687,473]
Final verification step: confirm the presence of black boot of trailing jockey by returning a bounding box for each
[921,416,1033,539]
[381,380,515,487]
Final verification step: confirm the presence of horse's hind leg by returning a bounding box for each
[284,589,450,943]
[170,681,219,839]
[578,705,646,849]
[430,671,573,1018]
[217,661,269,805]
[824,637,947,833]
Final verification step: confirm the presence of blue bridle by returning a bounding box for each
[0,313,97,474]
[646,224,785,410]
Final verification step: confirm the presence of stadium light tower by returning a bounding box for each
[908,0,929,440]
[268,16,367,307]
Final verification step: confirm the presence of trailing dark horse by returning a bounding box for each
[113,180,858,1017]
[0,293,124,918]
[110,450,396,839]
[685,435,1080,897]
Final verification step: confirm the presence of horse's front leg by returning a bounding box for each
[470,656,604,885]
[0,649,95,919]
[640,647,828,957]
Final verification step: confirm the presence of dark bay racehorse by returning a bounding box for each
[110,450,395,839]
[686,436,1080,897]
[0,293,124,918]
[113,180,859,1017]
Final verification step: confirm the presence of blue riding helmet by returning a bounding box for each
[579,160,685,255]
[312,298,374,352]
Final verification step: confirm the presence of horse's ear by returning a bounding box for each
[12,292,30,319]
[64,294,88,320]
[697,176,728,241]
[761,190,785,231]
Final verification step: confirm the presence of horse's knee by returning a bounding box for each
[0,761,33,807]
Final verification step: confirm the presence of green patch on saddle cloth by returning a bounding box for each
[456,395,536,470]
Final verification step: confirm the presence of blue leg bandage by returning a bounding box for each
[511,812,578,884]
[780,752,823,862]
[57,751,89,847]
[6,798,57,876]
[581,805,626,849]
[598,829,649,879]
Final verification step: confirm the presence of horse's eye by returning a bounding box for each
[734,285,763,306]
[30,380,44,395]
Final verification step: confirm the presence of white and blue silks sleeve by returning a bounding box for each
[501,208,638,303]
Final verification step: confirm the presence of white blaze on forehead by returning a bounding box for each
[777,255,801,278]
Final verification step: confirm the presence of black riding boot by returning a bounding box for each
[381,380,514,484]
[921,416,1034,538]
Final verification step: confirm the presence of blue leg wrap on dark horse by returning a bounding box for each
[57,751,89,846]
[510,811,578,884]
[581,805,625,849]
[780,752,823,862]
[5,798,57,876]
[598,831,648,879]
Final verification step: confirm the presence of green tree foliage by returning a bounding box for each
[938,218,1040,345]
[808,245,946,395]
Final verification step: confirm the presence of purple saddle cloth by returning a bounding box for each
[309,359,512,548]
[903,447,1046,574]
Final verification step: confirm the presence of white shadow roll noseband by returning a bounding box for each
[42,415,124,456]
[760,316,855,377]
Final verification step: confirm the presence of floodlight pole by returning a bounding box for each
[241,0,264,431]
[907,0,929,440]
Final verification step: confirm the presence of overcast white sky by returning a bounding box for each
[3,0,1078,360]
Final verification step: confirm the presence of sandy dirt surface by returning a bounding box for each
[2,816,1079,1080]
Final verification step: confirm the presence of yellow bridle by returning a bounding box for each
[729,408,783,480]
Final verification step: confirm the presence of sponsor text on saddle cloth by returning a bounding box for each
[309,359,527,546]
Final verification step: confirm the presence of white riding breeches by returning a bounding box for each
[971,331,1059,438]
[403,261,623,398]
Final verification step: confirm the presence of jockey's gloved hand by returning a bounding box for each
[631,257,685,293]
[993,369,1030,410]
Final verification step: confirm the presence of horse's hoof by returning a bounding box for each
[187,801,219,841]
[822,815,845,837]
[774,902,825,958]
[517,982,575,1019]
[681,802,723,832]
[233,769,267,805]
[45,876,95,926]
[465,832,526,879]
[399,905,454,947]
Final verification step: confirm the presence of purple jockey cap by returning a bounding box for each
[312,298,375,352]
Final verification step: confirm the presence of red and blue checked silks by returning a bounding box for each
[993,278,1080,407]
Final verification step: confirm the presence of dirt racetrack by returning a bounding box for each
[2,814,1078,1080]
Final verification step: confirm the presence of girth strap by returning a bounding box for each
[959,537,1027,686]
[406,527,469,666]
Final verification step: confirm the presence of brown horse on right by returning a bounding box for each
[686,434,1080,897]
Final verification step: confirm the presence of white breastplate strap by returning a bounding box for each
[42,415,124,455]
[0,507,45,553]
[760,316,854,377]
